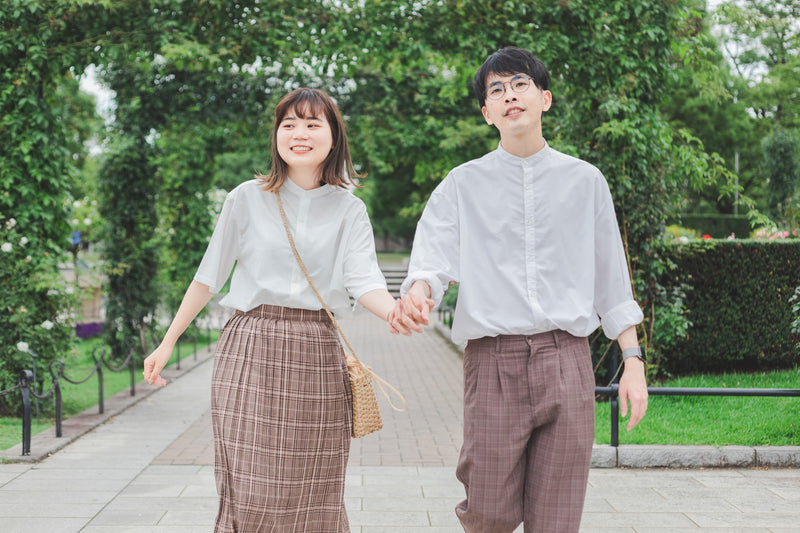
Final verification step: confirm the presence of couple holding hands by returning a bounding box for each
[144,46,648,533]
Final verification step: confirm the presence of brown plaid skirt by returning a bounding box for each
[211,305,352,533]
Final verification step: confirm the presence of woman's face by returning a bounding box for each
[276,105,333,176]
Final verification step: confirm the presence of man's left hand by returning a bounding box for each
[618,358,648,431]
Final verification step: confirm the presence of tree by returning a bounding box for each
[764,128,800,220]
[716,0,800,129]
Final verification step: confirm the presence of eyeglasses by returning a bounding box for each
[485,75,534,101]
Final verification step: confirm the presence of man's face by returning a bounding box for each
[481,72,552,136]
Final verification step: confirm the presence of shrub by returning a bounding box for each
[0,217,75,415]
[677,214,753,239]
[660,240,800,374]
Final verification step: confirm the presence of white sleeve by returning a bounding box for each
[593,176,644,339]
[400,175,460,306]
[342,202,388,301]
[194,189,240,294]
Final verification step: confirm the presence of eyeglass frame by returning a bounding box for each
[485,75,535,101]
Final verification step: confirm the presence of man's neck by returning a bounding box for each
[499,132,546,159]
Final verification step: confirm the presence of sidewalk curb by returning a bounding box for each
[431,314,800,469]
[0,345,216,464]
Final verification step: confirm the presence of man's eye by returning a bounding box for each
[488,84,503,95]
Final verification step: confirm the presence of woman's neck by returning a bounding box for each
[287,170,322,191]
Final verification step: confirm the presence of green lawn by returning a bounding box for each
[595,368,800,446]
[0,329,219,451]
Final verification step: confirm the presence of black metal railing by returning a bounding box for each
[435,314,800,448]
[0,370,35,455]
[2,315,221,456]
[595,345,800,446]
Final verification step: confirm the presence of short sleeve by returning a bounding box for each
[342,202,387,301]
[194,189,240,294]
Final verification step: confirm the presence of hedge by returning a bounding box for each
[660,240,800,374]
[676,213,753,239]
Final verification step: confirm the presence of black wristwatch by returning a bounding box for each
[621,346,646,364]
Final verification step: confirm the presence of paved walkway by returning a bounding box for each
[1,308,799,532]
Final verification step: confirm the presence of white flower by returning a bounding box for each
[91,200,98,206]
[83,218,91,226]
[679,236,689,244]
[71,219,79,226]
[25,255,32,262]
[19,237,28,246]
[6,218,16,229]
[73,200,82,208]
[1,242,11,252]
[41,320,54,330]
[65,286,75,294]
[16,341,29,352]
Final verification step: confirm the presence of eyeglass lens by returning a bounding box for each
[486,75,533,100]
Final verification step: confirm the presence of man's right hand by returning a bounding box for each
[389,280,435,335]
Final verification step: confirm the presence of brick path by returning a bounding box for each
[153,307,465,467]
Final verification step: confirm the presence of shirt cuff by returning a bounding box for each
[400,272,445,306]
[600,300,644,340]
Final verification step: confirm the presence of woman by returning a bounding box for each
[143,88,413,532]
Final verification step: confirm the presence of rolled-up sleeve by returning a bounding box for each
[194,190,240,294]
[401,176,460,306]
[593,179,643,339]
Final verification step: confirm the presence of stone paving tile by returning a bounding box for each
[2,307,800,532]
[2,517,88,533]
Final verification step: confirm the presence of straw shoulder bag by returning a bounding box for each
[275,191,406,438]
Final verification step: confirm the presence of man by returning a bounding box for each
[394,47,648,532]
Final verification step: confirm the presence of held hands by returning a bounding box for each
[618,357,648,431]
[387,289,435,336]
[142,344,173,387]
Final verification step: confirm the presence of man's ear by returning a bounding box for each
[481,106,493,125]
[542,90,552,112]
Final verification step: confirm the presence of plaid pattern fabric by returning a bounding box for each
[456,331,595,533]
[211,305,352,533]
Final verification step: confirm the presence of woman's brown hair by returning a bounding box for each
[256,88,364,192]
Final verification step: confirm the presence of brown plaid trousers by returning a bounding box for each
[211,305,351,533]
[456,330,595,533]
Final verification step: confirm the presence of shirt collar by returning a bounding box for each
[496,140,552,166]
[280,177,332,198]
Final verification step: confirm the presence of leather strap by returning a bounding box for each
[276,190,406,412]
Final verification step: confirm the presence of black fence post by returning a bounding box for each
[609,343,620,447]
[91,348,104,414]
[25,350,40,420]
[19,370,33,456]
[51,363,63,438]
[129,347,136,397]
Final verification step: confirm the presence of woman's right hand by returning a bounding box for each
[143,344,173,386]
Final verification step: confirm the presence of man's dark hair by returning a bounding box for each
[473,47,551,108]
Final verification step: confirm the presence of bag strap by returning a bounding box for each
[276,190,407,412]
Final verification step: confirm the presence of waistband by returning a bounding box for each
[467,330,583,352]
[235,304,331,323]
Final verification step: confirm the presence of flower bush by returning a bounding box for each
[0,215,75,415]
[753,227,798,240]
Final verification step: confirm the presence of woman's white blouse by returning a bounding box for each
[194,179,387,315]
